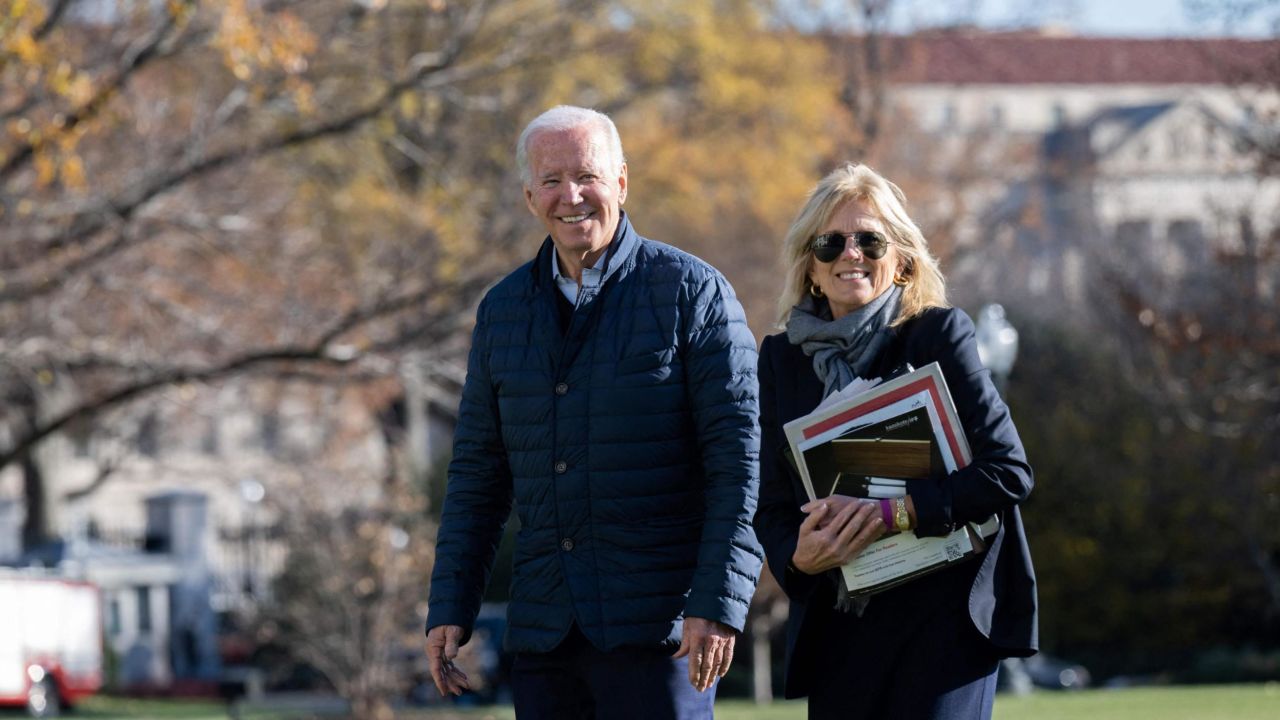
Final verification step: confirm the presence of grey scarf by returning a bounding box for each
[786,284,903,614]
[786,284,902,395]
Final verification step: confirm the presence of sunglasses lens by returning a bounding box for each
[813,244,842,263]
[811,232,888,262]
[859,233,888,259]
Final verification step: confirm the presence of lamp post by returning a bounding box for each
[975,304,1019,396]
[238,478,265,601]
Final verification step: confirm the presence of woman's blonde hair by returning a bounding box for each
[775,163,948,327]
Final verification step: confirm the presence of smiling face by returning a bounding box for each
[523,124,627,274]
[807,199,902,320]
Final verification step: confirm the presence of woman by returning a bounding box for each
[753,163,1038,719]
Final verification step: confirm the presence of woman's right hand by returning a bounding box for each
[791,495,886,575]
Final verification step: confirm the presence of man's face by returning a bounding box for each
[523,125,627,267]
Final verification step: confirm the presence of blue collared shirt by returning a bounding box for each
[550,249,604,306]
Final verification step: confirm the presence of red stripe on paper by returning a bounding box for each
[800,377,965,467]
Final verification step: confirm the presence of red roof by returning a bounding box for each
[872,32,1280,85]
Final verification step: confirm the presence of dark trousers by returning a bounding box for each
[807,563,1001,720]
[510,624,716,720]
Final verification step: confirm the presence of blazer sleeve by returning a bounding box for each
[426,295,515,642]
[680,272,764,632]
[752,335,823,602]
[907,308,1034,537]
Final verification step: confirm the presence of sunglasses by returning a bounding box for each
[809,231,890,263]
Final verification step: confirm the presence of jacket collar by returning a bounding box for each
[532,211,640,293]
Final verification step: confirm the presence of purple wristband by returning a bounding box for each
[879,498,895,527]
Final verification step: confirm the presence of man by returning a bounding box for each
[424,105,762,718]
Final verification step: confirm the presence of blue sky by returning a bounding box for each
[893,0,1277,37]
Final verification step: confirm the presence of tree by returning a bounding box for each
[0,0,601,545]
[997,15,1280,671]
[256,469,436,720]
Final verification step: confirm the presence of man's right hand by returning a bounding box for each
[425,624,470,697]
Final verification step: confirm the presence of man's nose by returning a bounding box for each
[560,181,583,205]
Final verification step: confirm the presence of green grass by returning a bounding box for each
[70,696,236,718]
[65,684,1280,719]
[713,684,1280,720]
[990,684,1280,720]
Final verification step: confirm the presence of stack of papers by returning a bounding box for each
[783,363,996,597]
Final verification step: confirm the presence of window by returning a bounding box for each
[136,586,152,633]
[201,418,220,456]
[108,595,122,636]
[260,411,280,455]
[1116,220,1153,252]
[137,413,159,457]
[1169,220,1207,265]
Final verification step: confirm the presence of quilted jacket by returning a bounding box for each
[427,213,763,653]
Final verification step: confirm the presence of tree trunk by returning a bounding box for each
[19,448,53,550]
[751,613,774,704]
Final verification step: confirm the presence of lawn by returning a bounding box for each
[715,685,1280,720]
[63,684,1280,719]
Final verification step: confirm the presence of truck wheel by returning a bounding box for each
[27,677,61,718]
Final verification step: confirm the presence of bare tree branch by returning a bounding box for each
[0,268,486,472]
[0,9,527,302]
[0,0,199,183]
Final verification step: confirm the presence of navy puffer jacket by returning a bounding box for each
[427,214,763,653]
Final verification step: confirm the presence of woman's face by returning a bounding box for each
[807,199,902,320]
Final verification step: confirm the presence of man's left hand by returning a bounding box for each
[672,616,736,692]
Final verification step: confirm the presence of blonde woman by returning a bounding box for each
[752,164,1038,719]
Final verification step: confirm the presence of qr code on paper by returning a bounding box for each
[944,540,965,562]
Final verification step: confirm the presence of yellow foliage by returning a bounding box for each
[64,73,93,106]
[33,150,54,187]
[289,77,316,115]
[60,154,85,189]
[613,12,839,241]
[212,0,318,83]
[6,32,40,63]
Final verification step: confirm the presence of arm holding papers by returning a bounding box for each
[783,362,996,596]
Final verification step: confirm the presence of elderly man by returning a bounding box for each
[424,105,762,718]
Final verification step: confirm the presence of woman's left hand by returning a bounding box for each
[791,495,886,574]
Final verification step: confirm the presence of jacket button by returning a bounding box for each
[555,460,568,474]
[555,382,569,396]
[560,538,575,552]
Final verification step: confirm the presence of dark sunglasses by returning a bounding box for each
[809,231,890,263]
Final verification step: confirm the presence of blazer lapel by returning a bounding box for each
[784,344,825,424]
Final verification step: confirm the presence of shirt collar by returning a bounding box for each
[551,247,604,305]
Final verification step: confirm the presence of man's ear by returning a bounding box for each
[617,163,628,204]
[524,186,537,216]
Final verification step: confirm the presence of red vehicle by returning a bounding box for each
[0,572,103,717]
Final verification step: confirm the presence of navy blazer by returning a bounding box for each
[753,306,1038,698]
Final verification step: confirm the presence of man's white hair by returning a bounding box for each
[516,105,626,187]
